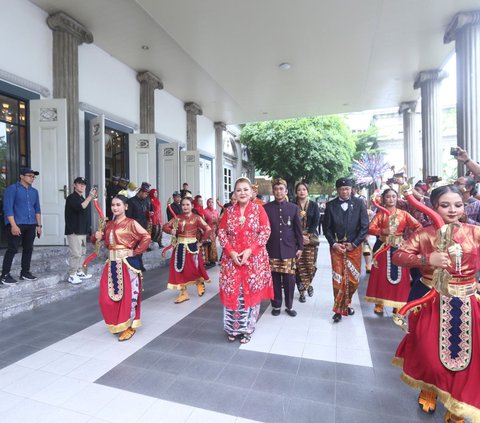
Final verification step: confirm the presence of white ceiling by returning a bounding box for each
[30,0,480,124]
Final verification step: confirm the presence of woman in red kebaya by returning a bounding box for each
[217,177,273,344]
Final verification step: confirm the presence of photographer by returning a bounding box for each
[65,177,96,284]
[453,147,480,177]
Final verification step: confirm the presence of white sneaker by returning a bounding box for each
[76,271,92,280]
[68,274,83,284]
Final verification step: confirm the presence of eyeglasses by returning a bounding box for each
[23,174,36,179]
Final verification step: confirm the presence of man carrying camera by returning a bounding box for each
[65,177,96,284]
[453,147,480,177]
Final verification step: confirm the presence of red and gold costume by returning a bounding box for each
[163,213,211,289]
[392,224,480,422]
[98,218,150,333]
[365,209,421,308]
[203,202,220,263]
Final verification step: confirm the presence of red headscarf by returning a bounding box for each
[148,189,162,225]
[193,195,206,217]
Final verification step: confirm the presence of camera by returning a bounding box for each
[93,185,98,190]
[450,147,460,157]
[427,176,441,183]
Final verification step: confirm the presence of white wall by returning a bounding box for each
[155,90,186,143]
[79,44,139,124]
[0,0,52,93]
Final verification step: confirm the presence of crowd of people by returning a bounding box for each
[1,146,480,422]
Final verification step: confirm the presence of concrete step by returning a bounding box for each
[0,239,172,321]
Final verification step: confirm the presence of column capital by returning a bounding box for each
[214,121,226,131]
[444,10,480,44]
[136,71,163,90]
[413,70,448,90]
[184,102,203,116]
[398,101,417,114]
[47,12,93,44]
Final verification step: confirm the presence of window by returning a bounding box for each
[223,166,233,203]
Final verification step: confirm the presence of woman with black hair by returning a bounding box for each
[95,195,151,341]
[392,185,480,423]
[294,181,320,303]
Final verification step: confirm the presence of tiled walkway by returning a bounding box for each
[0,241,451,422]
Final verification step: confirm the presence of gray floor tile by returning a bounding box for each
[128,370,177,397]
[263,354,301,375]
[201,382,249,415]
[123,348,166,370]
[335,381,383,412]
[0,344,40,363]
[202,344,239,363]
[238,390,290,423]
[144,336,180,353]
[150,351,193,375]
[286,398,335,423]
[169,339,210,357]
[181,359,226,382]
[291,375,335,405]
[160,376,211,407]
[96,363,149,387]
[335,363,375,385]
[335,406,420,423]
[229,349,267,369]
[251,369,296,396]
[298,358,336,381]
[216,363,260,389]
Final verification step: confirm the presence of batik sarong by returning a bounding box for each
[330,245,362,315]
[223,286,260,336]
[295,244,317,292]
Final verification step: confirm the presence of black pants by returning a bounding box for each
[2,224,36,276]
[271,272,296,310]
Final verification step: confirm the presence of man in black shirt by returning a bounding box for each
[180,182,192,199]
[127,182,151,271]
[166,191,182,220]
[65,177,96,284]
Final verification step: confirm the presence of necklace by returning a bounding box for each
[298,200,308,218]
[280,215,291,226]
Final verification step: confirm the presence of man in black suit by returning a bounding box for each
[322,177,368,323]
[264,178,303,317]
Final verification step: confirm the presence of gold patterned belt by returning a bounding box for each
[177,236,198,244]
[421,277,477,297]
[379,234,403,247]
[109,249,132,261]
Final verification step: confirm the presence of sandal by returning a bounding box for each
[196,282,205,297]
[175,290,190,304]
[227,335,236,342]
[118,327,135,342]
[307,286,314,297]
[444,411,464,423]
[240,334,251,344]
[418,389,437,414]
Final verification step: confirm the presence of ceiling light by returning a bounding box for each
[141,45,150,50]
[278,62,291,71]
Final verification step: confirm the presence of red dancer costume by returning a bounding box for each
[98,218,150,334]
[393,217,480,422]
[365,208,420,309]
[163,213,211,301]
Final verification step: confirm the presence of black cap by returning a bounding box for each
[20,167,39,176]
[74,176,87,185]
[335,177,353,188]
[140,182,151,192]
[173,191,181,196]
[112,176,120,182]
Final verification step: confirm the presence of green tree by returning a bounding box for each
[352,125,380,160]
[240,116,355,192]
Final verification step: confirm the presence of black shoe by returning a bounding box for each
[271,308,281,316]
[1,274,17,285]
[307,286,314,297]
[332,313,342,323]
[348,307,355,316]
[20,272,38,281]
[299,293,306,303]
[285,308,297,317]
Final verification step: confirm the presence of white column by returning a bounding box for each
[399,101,421,181]
[414,70,447,179]
[444,10,480,174]
[214,122,226,204]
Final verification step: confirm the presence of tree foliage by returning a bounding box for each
[240,116,355,189]
[352,125,380,160]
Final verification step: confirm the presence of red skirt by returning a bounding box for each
[365,243,410,308]
[393,292,480,420]
[98,261,142,333]
[167,244,210,290]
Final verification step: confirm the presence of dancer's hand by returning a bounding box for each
[429,252,451,268]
